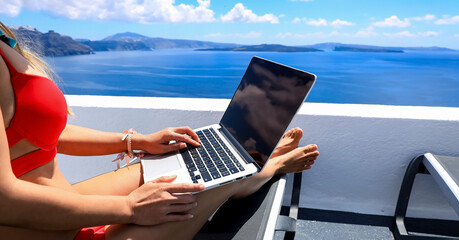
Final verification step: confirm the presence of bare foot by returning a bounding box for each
[270,127,303,159]
[230,129,318,200]
[231,142,319,200]
[269,144,319,175]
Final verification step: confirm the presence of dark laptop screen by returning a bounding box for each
[220,56,316,165]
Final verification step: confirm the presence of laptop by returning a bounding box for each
[141,56,316,191]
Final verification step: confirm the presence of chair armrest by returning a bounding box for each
[195,174,288,240]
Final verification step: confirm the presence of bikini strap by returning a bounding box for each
[0,29,17,48]
[0,45,19,75]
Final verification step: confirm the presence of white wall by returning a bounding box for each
[60,95,459,220]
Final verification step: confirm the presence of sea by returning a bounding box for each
[47,49,459,108]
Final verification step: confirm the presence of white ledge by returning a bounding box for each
[65,94,459,121]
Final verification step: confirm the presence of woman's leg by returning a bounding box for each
[72,128,318,239]
[73,127,314,197]
[0,226,78,240]
[72,163,144,196]
[105,143,318,240]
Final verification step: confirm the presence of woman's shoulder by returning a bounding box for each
[0,42,45,78]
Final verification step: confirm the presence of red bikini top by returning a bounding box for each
[0,47,67,177]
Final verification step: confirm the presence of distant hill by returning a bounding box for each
[302,42,455,52]
[81,32,240,51]
[198,44,322,52]
[11,27,94,56]
[334,46,403,53]
[80,40,151,51]
[8,27,456,56]
[103,32,151,41]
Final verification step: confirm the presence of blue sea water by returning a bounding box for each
[48,49,459,107]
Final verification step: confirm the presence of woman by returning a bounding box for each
[0,22,319,240]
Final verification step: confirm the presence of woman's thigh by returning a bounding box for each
[105,182,238,240]
[71,163,251,239]
[72,163,144,196]
[0,226,78,240]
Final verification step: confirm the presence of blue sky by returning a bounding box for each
[1,0,458,48]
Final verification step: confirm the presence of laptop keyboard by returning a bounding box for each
[180,128,245,183]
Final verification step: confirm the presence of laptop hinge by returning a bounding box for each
[218,124,261,170]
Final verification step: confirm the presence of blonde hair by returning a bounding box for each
[1,21,72,116]
[0,22,58,81]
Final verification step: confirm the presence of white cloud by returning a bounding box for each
[235,31,263,38]
[330,19,355,28]
[296,18,354,28]
[355,26,378,38]
[383,31,439,38]
[0,0,22,17]
[372,15,411,28]
[383,31,415,37]
[205,31,262,39]
[329,30,340,36]
[292,17,302,24]
[276,31,340,39]
[0,0,216,23]
[205,32,225,38]
[411,14,435,21]
[221,3,279,23]
[305,18,328,26]
[419,31,439,37]
[454,34,459,38]
[434,15,459,25]
[276,32,293,38]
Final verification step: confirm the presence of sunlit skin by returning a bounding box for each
[0,35,319,239]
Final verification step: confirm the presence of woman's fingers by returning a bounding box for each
[165,183,205,195]
[160,141,187,152]
[150,175,178,183]
[168,202,198,214]
[128,180,204,225]
[166,127,200,147]
[173,126,200,144]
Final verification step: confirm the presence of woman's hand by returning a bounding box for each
[127,175,205,226]
[133,127,200,155]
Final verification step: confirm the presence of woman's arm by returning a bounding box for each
[58,124,200,156]
[1,174,203,230]
[57,124,129,156]
[0,111,125,229]
[0,112,203,230]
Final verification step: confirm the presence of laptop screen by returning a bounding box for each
[220,56,316,165]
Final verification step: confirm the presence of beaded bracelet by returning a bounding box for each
[113,128,142,169]
[121,129,134,158]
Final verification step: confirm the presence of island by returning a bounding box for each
[198,44,322,52]
[334,46,404,53]
[12,27,93,56]
[82,32,239,51]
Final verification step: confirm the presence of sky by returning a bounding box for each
[0,0,458,49]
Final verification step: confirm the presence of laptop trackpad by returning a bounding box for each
[142,153,182,180]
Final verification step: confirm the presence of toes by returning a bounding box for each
[292,127,303,138]
[283,127,303,139]
[302,144,318,153]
